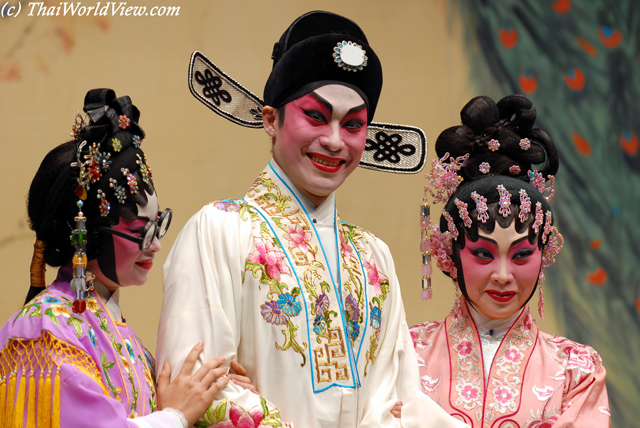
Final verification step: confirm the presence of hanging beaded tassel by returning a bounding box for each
[70,201,88,313]
[420,197,432,300]
[537,271,545,319]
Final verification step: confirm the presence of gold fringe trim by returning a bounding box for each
[52,371,60,428]
[42,373,52,428]
[6,372,16,427]
[26,374,36,428]
[0,331,107,426]
[12,374,26,427]
[0,377,6,425]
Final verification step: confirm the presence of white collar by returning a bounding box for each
[467,301,523,338]
[92,279,123,322]
[269,159,336,227]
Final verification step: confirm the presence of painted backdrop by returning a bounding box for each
[451,1,639,426]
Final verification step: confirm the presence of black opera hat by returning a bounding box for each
[264,10,382,124]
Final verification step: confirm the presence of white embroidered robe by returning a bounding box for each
[157,161,465,428]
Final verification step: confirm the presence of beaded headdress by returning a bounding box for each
[419,95,563,318]
[188,11,428,174]
[68,89,153,312]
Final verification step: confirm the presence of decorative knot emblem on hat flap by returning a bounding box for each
[333,40,368,72]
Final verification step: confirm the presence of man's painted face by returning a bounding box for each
[266,84,367,206]
[459,222,542,320]
[92,192,162,291]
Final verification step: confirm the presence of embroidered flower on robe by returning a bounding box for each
[345,294,360,321]
[340,233,355,259]
[51,303,72,318]
[313,315,326,334]
[456,340,474,356]
[314,293,330,316]
[88,327,97,348]
[260,300,289,325]
[121,355,132,374]
[565,346,597,374]
[213,200,243,212]
[248,238,291,282]
[43,296,62,305]
[277,293,301,317]
[86,298,100,312]
[525,407,559,428]
[211,402,265,428]
[505,347,524,363]
[125,339,136,364]
[363,258,385,295]
[494,386,514,405]
[348,319,360,341]
[421,375,441,393]
[370,306,382,329]
[460,384,479,402]
[284,224,312,254]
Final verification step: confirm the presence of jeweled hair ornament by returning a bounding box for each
[68,89,156,309]
[419,152,467,299]
[423,95,562,312]
[188,11,428,174]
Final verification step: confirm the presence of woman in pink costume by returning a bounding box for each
[408,95,611,427]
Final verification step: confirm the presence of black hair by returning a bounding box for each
[24,89,154,303]
[435,95,559,307]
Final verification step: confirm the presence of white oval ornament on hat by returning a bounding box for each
[333,40,368,72]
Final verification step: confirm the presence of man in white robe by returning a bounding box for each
[157,10,467,428]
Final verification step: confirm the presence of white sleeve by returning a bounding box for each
[360,242,468,428]
[156,205,286,426]
[128,408,186,428]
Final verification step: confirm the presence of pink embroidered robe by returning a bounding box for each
[409,298,611,427]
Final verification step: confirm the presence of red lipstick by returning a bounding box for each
[136,260,153,270]
[487,291,516,303]
[308,153,344,173]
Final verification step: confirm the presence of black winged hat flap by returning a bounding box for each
[188,50,426,174]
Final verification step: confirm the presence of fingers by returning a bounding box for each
[193,356,226,381]
[156,362,171,391]
[229,360,247,376]
[207,373,230,397]
[178,342,204,377]
[390,401,403,419]
[200,366,229,387]
[228,374,258,394]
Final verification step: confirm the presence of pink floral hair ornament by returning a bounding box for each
[443,211,459,241]
[471,191,489,223]
[518,189,531,224]
[542,210,553,244]
[421,151,468,299]
[479,162,491,174]
[425,152,469,204]
[428,225,457,280]
[537,226,564,319]
[528,170,555,202]
[509,165,521,175]
[497,184,512,218]
[533,202,544,234]
[519,138,531,150]
[455,198,472,228]
[488,139,500,151]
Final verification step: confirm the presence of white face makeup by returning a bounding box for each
[264,84,368,206]
[459,222,542,320]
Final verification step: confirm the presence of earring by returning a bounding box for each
[420,197,432,300]
[537,271,545,319]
